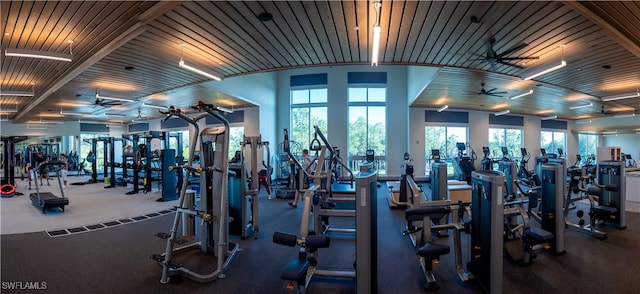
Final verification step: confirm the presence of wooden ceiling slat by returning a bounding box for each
[258,1,313,65]
[354,0,369,64]
[152,10,256,73]
[170,2,268,71]
[198,1,281,69]
[294,1,330,64]
[382,0,404,63]
[418,1,462,64]
[327,1,351,63]
[243,1,304,67]
[316,0,344,64]
[341,1,361,63]
[408,1,443,63]
[398,1,426,62]
[430,1,474,65]
[224,1,291,68]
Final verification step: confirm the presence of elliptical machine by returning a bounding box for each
[480,147,494,171]
[452,142,477,184]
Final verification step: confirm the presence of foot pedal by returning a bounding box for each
[150,254,164,262]
[155,232,170,239]
[172,237,187,245]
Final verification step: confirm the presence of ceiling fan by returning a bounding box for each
[474,37,539,69]
[94,98,122,107]
[478,83,507,97]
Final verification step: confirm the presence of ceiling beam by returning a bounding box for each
[14,1,184,121]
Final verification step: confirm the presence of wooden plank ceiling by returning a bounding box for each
[1,1,639,132]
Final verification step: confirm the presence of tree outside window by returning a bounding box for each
[424,126,468,175]
[348,87,386,173]
[541,131,566,157]
[578,133,597,163]
[489,128,522,159]
[290,88,327,150]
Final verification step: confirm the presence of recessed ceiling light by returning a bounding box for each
[124,66,134,70]
[602,65,611,69]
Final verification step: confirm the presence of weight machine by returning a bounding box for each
[151,101,240,284]
[272,128,378,293]
[227,135,270,239]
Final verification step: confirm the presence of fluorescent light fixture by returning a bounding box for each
[602,131,618,135]
[60,111,92,116]
[104,113,126,117]
[27,125,47,130]
[96,93,135,103]
[0,108,18,113]
[522,60,567,81]
[613,113,636,118]
[437,105,449,112]
[39,120,64,124]
[569,102,593,110]
[601,92,640,102]
[216,106,234,114]
[5,48,72,62]
[0,90,34,97]
[142,102,167,110]
[494,109,510,116]
[106,124,122,128]
[179,59,223,81]
[509,90,533,100]
[371,25,381,66]
[541,115,558,120]
[576,119,592,124]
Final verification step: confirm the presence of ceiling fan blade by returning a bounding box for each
[497,60,524,69]
[488,93,504,97]
[499,56,539,60]
[498,42,528,56]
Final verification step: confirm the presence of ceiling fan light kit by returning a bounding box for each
[541,115,557,120]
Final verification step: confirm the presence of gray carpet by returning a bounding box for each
[1,183,639,293]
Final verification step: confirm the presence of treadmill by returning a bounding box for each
[30,160,69,214]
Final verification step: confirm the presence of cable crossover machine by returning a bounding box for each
[151,101,240,284]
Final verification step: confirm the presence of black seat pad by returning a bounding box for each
[405,206,450,222]
[594,205,618,215]
[417,242,450,257]
[281,259,309,281]
[525,227,553,241]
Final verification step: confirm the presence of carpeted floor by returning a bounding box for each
[1,180,639,294]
